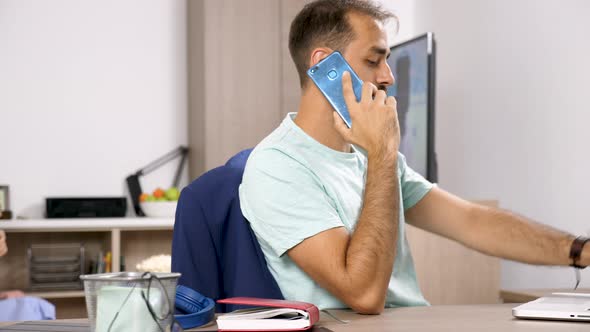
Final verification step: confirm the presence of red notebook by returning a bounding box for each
[216,297,320,331]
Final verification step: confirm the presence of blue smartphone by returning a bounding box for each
[307,51,363,128]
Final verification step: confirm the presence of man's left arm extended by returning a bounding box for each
[405,187,589,267]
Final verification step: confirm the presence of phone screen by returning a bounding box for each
[307,51,363,128]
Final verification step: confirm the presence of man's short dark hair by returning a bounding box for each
[289,0,396,88]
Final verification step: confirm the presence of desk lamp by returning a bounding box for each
[126,146,189,217]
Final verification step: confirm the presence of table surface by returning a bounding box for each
[311,304,588,332]
[3,304,586,332]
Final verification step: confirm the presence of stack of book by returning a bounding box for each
[216,297,320,331]
[88,251,116,274]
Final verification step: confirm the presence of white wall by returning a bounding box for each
[379,0,415,45]
[0,0,187,217]
[411,0,590,288]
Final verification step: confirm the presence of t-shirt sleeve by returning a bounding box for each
[398,152,435,211]
[239,148,344,257]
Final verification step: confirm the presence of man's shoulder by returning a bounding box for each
[245,144,310,181]
[245,124,311,174]
[241,128,322,194]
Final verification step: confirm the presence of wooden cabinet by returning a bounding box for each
[187,0,309,178]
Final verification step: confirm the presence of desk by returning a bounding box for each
[1,304,586,331]
[314,305,587,332]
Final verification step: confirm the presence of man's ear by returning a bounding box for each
[308,48,333,68]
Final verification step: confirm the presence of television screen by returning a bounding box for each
[386,33,437,182]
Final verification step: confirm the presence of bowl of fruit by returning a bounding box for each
[139,187,180,218]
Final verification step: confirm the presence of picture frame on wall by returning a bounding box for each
[0,185,8,212]
[0,185,11,219]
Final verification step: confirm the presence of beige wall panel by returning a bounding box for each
[187,0,206,179]
[407,200,501,304]
[188,0,315,177]
[279,1,310,117]
[203,0,282,171]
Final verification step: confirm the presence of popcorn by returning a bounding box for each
[135,254,171,273]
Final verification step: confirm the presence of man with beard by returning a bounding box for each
[239,0,589,314]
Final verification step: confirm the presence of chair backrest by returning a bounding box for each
[171,149,284,312]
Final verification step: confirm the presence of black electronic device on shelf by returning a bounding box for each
[126,146,189,217]
[46,197,127,218]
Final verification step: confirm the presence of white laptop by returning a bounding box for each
[513,292,590,322]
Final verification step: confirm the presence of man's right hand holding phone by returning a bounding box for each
[333,71,400,162]
[323,71,401,313]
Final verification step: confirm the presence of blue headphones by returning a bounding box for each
[174,285,216,329]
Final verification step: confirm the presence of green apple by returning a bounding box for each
[165,187,180,201]
[145,195,156,202]
[155,197,167,202]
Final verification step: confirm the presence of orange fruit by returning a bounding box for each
[139,193,149,202]
[153,188,165,198]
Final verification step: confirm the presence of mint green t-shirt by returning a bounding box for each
[239,113,434,309]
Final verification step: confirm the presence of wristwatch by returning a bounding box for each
[569,236,590,269]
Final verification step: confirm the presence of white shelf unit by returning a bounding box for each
[1,218,174,232]
[27,290,86,299]
[1,218,175,317]
[2,217,174,274]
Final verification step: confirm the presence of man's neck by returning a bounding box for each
[293,88,352,153]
